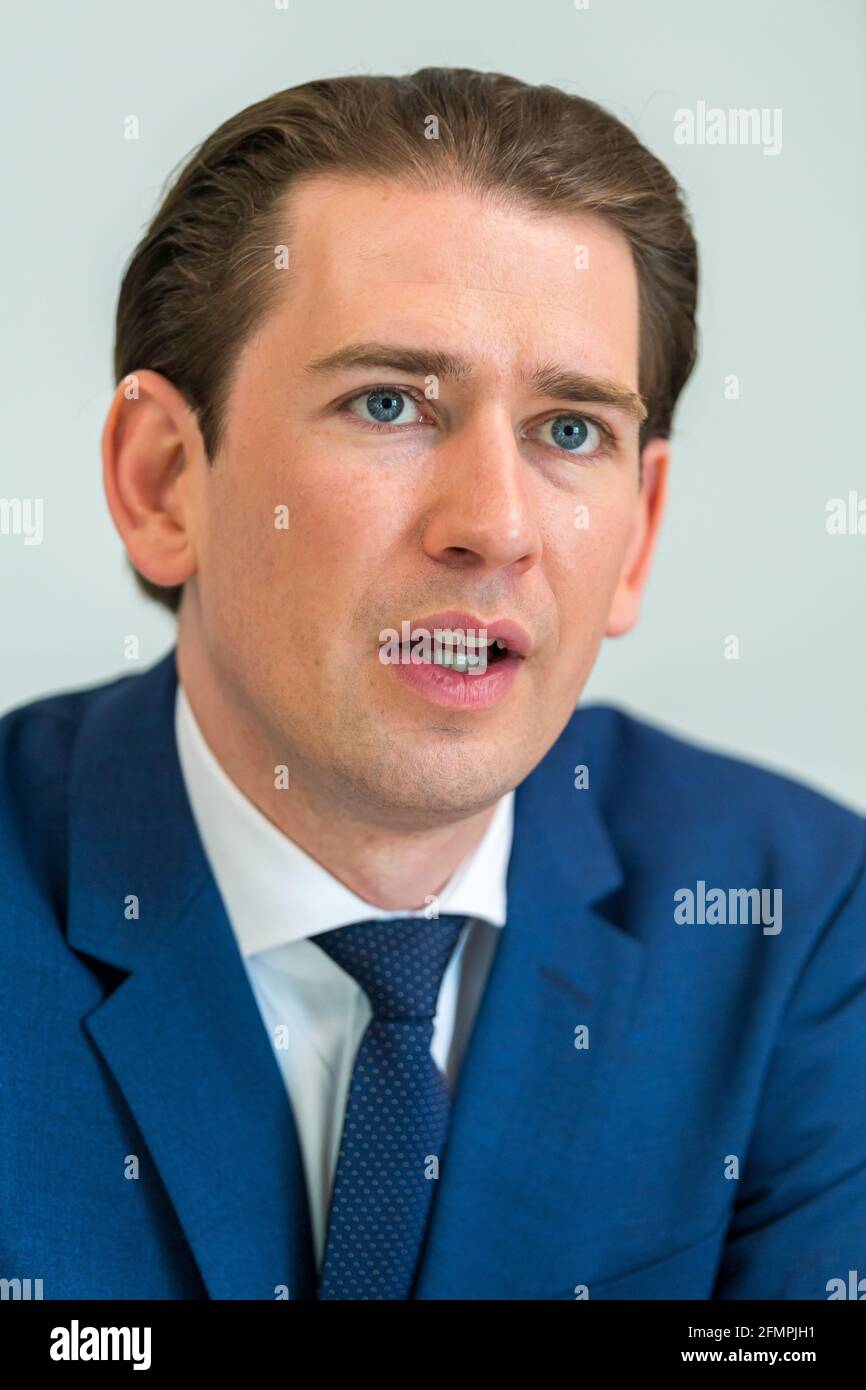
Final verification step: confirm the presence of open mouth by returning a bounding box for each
[377,627,522,673]
[428,636,512,671]
[377,612,531,709]
[379,613,530,708]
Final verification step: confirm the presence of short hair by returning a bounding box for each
[113,67,699,614]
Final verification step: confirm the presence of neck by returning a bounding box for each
[175,638,498,912]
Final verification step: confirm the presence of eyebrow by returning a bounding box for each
[304,342,647,423]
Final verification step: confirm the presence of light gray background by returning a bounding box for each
[1,0,864,808]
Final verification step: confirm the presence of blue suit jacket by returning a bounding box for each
[2,649,865,1300]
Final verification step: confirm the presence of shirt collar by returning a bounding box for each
[174,680,513,959]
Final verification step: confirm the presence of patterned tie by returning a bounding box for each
[309,914,467,1299]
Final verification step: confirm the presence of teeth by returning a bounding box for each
[432,648,480,671]
[430,639,509,669]
[390,629,511,671]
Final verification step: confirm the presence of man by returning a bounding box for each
[2,68,864,1302]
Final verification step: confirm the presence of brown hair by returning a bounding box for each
[113,67,699,613]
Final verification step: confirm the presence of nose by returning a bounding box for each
[421,407,542,576]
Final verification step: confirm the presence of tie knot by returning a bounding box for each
[310,915,467,1020]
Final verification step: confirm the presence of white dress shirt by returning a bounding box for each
[174,682,514,1269]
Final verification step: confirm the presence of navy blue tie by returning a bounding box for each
[309,914,467,1299]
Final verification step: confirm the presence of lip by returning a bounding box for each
[379,608,531,712]
[403,610,532,659]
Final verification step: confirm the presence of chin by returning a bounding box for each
[341,745,524,829]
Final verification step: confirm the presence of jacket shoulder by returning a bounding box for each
[0,668,136,795]
[562,702,866,895]
[573,702,860,808]
[0,669,139,912]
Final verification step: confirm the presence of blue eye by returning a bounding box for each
[348,388,422,426]
[540,414,601,454]
[341,389,612,458]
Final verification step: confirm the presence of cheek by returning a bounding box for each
[547,483,636,596]
[199,435,402,646]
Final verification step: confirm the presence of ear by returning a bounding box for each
[101,368,204,594]
[605,436,670,639]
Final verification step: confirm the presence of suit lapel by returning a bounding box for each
[66,651,316,1300]
[65,650,642,1300]
[414,723,647,1299]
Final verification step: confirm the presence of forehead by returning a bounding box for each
[262,174,640,387]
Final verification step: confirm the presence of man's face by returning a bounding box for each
[183,176,663,826]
